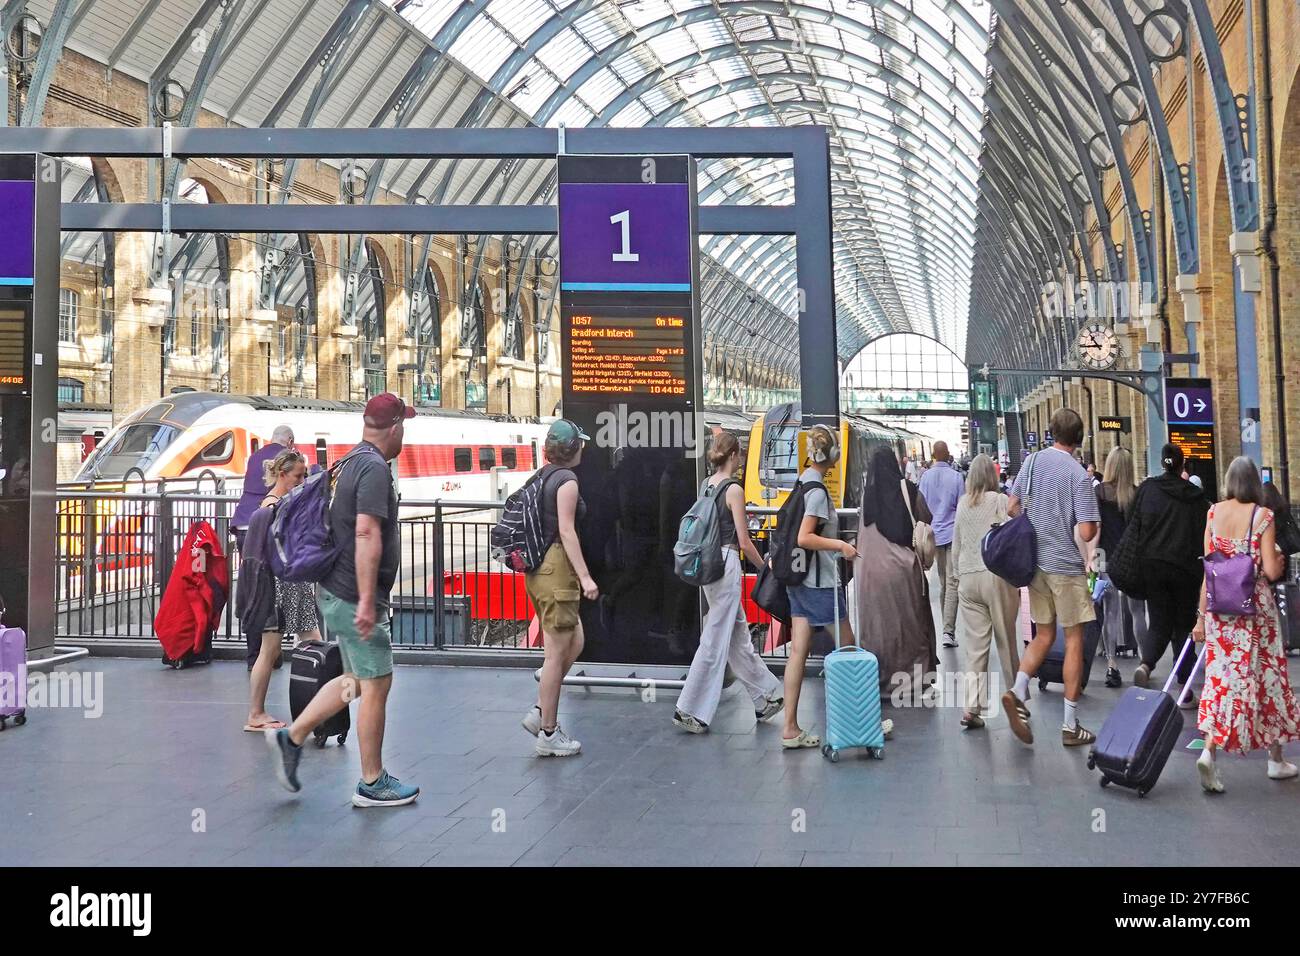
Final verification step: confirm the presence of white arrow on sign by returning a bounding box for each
[1194,398,1207,413]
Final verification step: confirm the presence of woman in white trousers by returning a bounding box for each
[673,432,784,733]
[952,454,1021,728]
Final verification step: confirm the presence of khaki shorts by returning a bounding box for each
[525,543,582,634]
[1028,571,1096,628]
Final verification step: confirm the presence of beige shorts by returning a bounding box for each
[1028,570,1096,628]
[525,543,582,634]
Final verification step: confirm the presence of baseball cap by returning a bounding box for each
[364,393,417,428]
[546,419,590,446]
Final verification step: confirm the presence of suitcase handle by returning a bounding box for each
[1162,636,1207,704]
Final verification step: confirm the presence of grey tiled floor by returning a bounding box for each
[5,638,1300,867]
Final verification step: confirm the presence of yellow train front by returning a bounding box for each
[742,402,929,533]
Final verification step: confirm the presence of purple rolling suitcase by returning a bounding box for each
[0,626,27,730]
[1087,638,1205,796]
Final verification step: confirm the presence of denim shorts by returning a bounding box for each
[787,584,848,629]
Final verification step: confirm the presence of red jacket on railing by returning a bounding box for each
[153,520,228,667]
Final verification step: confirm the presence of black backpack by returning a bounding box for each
[770,479,826,586]
[491,466,560,573]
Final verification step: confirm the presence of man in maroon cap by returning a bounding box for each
[267,393,420,807]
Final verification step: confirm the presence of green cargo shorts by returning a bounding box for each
[319,587,394,680]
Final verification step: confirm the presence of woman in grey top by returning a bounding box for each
[951,454,1019,728]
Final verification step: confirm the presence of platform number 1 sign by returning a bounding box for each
[610,210,639,263]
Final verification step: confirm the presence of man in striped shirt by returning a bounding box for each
[1001,408,1101,748]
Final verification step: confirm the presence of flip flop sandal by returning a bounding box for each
[243,719,286,733]
[781,730,821,749]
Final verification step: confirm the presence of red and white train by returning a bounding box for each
[74,392,553,503]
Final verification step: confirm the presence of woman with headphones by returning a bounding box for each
[780,424,859,749]
[521,419,599,758]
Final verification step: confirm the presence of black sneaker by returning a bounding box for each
[942,633,959,648]
[1105,666,1122,688]
[266,728,303,793]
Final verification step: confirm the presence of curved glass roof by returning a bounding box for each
[391,0,994,362]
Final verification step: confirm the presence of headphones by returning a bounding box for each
[808,424,841,465]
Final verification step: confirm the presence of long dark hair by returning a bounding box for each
[860,445,913,548]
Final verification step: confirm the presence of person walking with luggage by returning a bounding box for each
[240,448,317,733]
[673,432,784,734]
[1000,408,1101,748]
[919,441,966,649]
[267,394,419,807]
[852,445,937,704]
[950,454,1019,729]
[1096,447,1145,688]
[780,425,859,750]
[1192,456,1300,792]
[1128,445,1209,701]
[520,420,599,757]
[232,424,294,550]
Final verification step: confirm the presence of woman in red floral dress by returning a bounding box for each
[1192,457,1300,793]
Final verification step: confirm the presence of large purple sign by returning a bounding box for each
[1165,378,1214,426]
[558,182,691,292]
[0,180,34,285]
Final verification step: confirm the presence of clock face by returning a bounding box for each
[1077,322,1119,370]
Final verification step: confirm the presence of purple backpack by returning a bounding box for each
[982,453,1038,588]
[1204,505,1259,616]
[268,447,379,583]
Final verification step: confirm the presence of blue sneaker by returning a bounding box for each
[352,770,419,808]
[265,728,302,793]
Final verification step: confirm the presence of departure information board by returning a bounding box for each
[565,308,689,399]
[557,153,702,666]
[0,309,28,390]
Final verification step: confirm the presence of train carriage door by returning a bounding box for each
[314,437,327,469]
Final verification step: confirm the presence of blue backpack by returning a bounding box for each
[268,447,380,583]
[981,452,1038,588]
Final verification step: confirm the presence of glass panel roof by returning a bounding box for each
[392,0,995,361]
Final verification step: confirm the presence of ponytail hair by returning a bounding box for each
[264,448,306,485]
[707,431,740,469]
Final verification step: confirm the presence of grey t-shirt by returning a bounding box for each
[323,442,400,609]
[798,467,839,588]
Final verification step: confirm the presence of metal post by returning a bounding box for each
[1140,344,1166,477]
[431,499,445,649]
[792,128,838,429]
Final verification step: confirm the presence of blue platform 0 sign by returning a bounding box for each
[1165,377,1214,426]
[1025,431,1038,447]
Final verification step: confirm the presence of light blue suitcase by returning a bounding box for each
[821,569,884,761]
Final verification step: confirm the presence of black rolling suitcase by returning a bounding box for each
[1088,638,1206,796]
[1037,598,1103,692]
[1275,583,1300,655]
[289,640,350,747]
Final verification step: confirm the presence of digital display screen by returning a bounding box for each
[0,180,35,285]
[1098,416,1129,432]
[564,308,689,399]
[1169,426,1214,461]
[0,309,27,391]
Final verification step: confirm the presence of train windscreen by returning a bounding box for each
[76,422,181,480]
[759,409,800,490]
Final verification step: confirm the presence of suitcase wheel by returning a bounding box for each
[13,713,24,726]
[336,732,347,746]
[314,734,328,748]
[867,747,884,760]
[1137,786,1150,798]
[1038,678,1048,692]
[1098,776,1109,788]
[822,745,839,762]
[1086,754,1095,770]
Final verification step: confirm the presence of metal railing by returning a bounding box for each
[54,487,859,658]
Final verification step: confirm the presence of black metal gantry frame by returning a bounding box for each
[0,124,841,427]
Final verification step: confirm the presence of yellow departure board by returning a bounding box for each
[566,311,689,398]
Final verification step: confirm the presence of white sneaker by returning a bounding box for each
[521,704,542,737]
[535,726,581,757]
[1268,759,1299,780]
[755,697,784,722]
[672,710,708,734]
[881,718,895,739]
[1197,751,1225,793]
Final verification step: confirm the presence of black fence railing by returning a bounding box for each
[55,490,861,659]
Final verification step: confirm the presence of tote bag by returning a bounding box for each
[901,479,936,571]
[981,453,1038,588]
